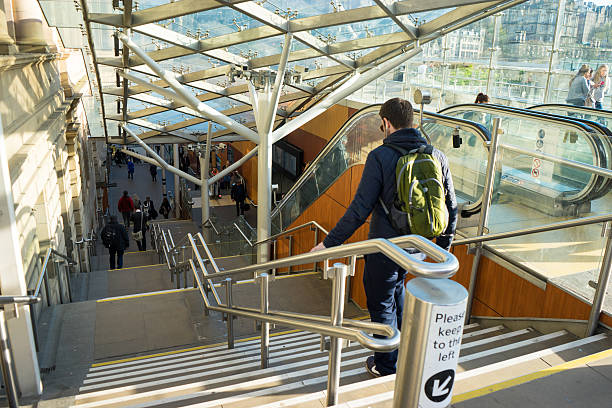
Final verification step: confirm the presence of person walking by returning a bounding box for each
[592,64,610,110]
[117,190,134,227]
[310,98,457,378]
[143,196,157,220]
[101,216,130,269]
[566,64,591,107]
[159,197,172,219]
[127,159,135,180]
[231,178,246,216]
[149,164,158,182]
[131,208,148,251]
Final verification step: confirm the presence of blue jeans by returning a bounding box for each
[363,252,406,375]
[109,248,124,269]
[595,101,603,110]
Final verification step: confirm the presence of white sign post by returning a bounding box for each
[393,278,468,408]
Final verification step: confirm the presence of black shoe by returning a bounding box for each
[365,356,382,378]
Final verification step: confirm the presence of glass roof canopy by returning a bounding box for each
[41,0,527,143]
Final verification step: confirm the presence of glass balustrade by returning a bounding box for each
[272,106,491,232]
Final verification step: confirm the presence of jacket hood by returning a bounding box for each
[383,127,428,150]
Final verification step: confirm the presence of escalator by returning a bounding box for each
[527,103,612,200]
[440,103,612,215]
[271,105,491,233]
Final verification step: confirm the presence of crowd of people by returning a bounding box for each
[102,189,173,269]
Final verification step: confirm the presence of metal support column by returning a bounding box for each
[326,263,348,406]
[586,222,612,337]
[201,122,212,226]
[465,118,501,323]
[0,310,19,408]
[0,116,41,396]
[544,0,565,103]
[485,13,501,96]
[173,144,180,218]
[250,34,293,265]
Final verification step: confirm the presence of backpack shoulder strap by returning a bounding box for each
[382,143,409,156]
[409,144,434,155]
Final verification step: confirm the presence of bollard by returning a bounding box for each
[393,278,468,408]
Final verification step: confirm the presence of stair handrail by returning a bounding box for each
[0,295,41,408]
[202,218,220,235]
[33,248,75,305]
[185,231,459,403]
[254,221,329,247]
[190,232,457,280]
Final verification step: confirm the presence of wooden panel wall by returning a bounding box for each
[230,141,258,202]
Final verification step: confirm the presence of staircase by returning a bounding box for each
[70,321,611,408]
[32,218,612,408]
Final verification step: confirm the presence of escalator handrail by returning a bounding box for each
[528,103,612,117]
[439,103,599,135]
[440,103,607,202]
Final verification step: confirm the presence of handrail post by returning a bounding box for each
[326,263,348,407]
[0,309,20,408]
[586,221,612,337]
[76,241,83,273]
[259,272,270,368]
[287,235,293,274]
[224,278,235,349]
[271,240,277,276]
[465,117,501,324]
[64,265,73,303]
[393,278,468,408]
[43,270,51,307]
[313,227,320,272]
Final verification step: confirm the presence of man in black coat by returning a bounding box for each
[101,216,130,269]
[311,98,458,377]
[231,178,247,216]
[131,208,149,251]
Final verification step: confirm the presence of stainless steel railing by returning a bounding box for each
[183,229,457,405]
[29,248,77,351]
[75,227,97,273]
[0,295,41,408]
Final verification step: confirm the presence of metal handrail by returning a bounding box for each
[34,249,75,299]
[254,221,329,246]
[0,294,41,408]
[450,213,612,247]
[190,234,458,280]
[185,232,405,350]
[233,222,253,246]
[203,218,220,235]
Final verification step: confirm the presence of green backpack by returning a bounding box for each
[379,144,449,238]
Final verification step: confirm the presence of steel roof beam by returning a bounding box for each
[119,33,260,144]
[419,1,504,37]
[373,0,418,40]
[89,0,249,28]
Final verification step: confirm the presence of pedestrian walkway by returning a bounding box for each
[108,162,175,223]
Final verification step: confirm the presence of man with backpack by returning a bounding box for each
[101,216,130,269]
[311,98,457,378]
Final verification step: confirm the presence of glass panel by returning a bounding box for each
[272,106,491,230]
[441,105,602,206]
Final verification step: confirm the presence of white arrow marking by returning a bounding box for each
[432,375,451,397]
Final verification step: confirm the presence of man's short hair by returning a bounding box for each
[379,98,414,129]
[110,215,118,223]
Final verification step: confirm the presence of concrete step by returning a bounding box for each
[246,333,612,408]
[72,325,482,408]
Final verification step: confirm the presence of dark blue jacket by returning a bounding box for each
[322,128,458,250]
